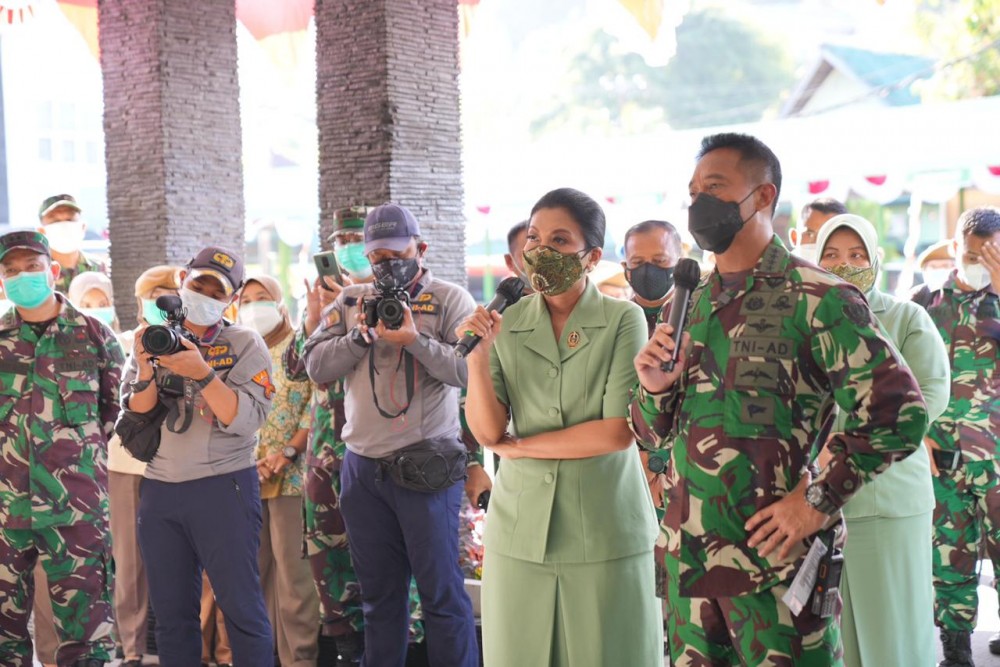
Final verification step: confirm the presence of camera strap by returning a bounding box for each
[368,344,415,419]
[165,379,196,434]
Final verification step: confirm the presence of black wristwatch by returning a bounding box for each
[282,446,299,462]
[805,481,837,515]
[193,369,217,390]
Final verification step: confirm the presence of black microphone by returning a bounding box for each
[661,258,701,372]
[455,276,526,358]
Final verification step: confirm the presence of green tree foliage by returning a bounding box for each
[530,8,796,135]
[914,0,1000,99]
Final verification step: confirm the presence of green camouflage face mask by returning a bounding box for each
[828,263,876,293]
[523,246,588,296]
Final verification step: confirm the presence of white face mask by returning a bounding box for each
[238,301,283,336]
[43,221,86,254]
[961,262,992,291]
[922,268,952,292]
[792,243,818,263]
[180,287,228,326]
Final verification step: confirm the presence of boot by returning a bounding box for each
[336,631,363,667]
[990,630,1000,655]
[938,629,974,667]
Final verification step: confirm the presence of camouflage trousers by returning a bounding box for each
[665,557,842,666]
[303,454,424,642]
[0,523,115,666]
[932,459,1000,632]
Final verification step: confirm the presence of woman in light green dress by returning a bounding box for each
[816,214,950,667]
[458,187,662,667]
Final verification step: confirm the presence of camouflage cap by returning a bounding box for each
[0,230,51,262]
[327,206,370,242]
[38,194,81,219]
[186,246,244,296]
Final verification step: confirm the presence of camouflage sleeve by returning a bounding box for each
[811,285,928,507]
[459,387,485,466]
[283,324,310,382]
[627,382,682,452]
[91,318,125,438]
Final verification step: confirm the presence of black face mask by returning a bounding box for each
[688,188,758,254]
[372,257,420,289]
[626,263,675,301]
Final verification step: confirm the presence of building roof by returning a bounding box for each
[781,44,934,117]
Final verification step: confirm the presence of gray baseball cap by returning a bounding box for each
[364,204,421,255]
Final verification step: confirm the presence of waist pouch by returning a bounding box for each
[114,400,169,463]
[381,437,469,493]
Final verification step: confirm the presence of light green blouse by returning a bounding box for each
[839,288,950,519]
[487,281,659,563]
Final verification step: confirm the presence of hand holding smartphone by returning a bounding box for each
[313,251,344,290]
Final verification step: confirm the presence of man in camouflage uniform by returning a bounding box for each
[36,195,107,294]
[0,231,124,666]
[628,133,928,666]
[914,206,1000,666]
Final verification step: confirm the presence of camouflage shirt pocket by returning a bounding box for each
[55,364,101,427]
[0,367,27,422]
[723,357,794,440]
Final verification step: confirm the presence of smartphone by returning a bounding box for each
[313,251,344,290]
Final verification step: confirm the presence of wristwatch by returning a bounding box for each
[193,369,217,390]
[804,481,837,515]
[282,445,300,462]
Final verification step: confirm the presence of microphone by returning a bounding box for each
[661,258,701,372]
[455,276,526,358]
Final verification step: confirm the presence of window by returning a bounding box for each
[62,140,76,162]
[38,138,52,161]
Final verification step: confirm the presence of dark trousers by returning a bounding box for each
[138,467,273,667]
[340,449,478,667]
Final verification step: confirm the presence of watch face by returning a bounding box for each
[282,446,297,459]
[806,484,822,506]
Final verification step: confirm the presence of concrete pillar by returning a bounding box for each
[100,0,244,324]
[316,0,467,285]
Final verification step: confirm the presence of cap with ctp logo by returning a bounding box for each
[186,246,245,296]
[363,204,421,255]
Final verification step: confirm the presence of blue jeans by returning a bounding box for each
[340,449,478,667]
[138,467,273,667]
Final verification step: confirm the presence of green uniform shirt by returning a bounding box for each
[55,251,106,294]
[917,273,1000,460]
[0,294,124,529]
[486,281,658,564]
[629,237,927,597]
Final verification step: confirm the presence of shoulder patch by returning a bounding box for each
[416,292,434,303]
[323,309,342,329]
[252,369,276,399]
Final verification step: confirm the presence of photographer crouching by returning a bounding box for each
[303,204,479,667]
[119,247,274,667]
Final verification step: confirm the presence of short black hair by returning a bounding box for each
[530,188,605,251]
[801,197,847,220]
[506,220,529,255]
[960,206,1000,239]
[623,220,682,256]
[697,133,782,214]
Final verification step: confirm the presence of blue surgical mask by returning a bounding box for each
[2,271,54,309]
[142,298,169,325]
[83,306,116,327]
[335,242,373,279]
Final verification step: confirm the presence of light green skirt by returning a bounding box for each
[481,550,663,667]
[840,512,935,667]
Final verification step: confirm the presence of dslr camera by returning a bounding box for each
[361,281,410,330]
[141,295,200,356]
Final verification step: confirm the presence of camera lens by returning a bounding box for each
[142,325,179,356]
[377,298,407,329]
